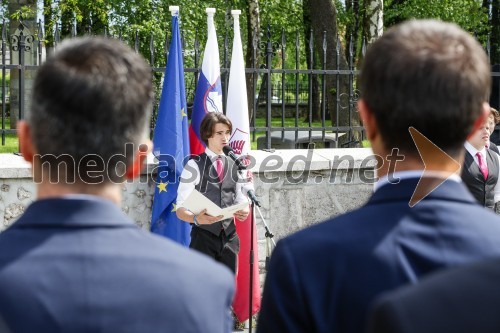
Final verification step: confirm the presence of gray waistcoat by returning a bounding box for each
[193,153,239,235]
[462,150,499,209]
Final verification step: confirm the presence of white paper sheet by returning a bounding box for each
[182,189,249,220]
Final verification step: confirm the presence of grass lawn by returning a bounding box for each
[250,117,330,150]
[0,116,367,153]
[0,118,18,153]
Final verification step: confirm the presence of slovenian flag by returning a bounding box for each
[150,6,192,246]
[189,8,223,155]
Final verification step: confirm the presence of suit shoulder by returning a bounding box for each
[142,231,234,281]
[280,207,375,251]
[377,257,500,312]
[288,205,377,238]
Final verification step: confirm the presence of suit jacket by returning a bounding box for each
[369,257,500,333]
[258,178,500,333]
[0,198,234,333]
[489,142,500,155]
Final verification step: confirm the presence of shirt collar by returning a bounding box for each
[61,193,109,201]
[374,170,461,192]
[205,147,223,159]
[464,141,486,157]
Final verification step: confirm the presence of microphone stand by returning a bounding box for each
[254,204,275,247]
[224,148,276,332]
[248,199,255,333]
[246,195,275,333]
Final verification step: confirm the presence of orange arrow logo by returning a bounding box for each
[409,127,461,207]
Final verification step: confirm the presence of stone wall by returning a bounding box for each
[0,148,376,285]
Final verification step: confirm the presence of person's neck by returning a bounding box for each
[208,146,223,155]
[375,149,464,179]
[36,182,122,205]
[470,142,485,151]
[376,158,424,179]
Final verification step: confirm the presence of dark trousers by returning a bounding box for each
[190,226,240,273]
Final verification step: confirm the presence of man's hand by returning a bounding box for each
[234,206,250,221]
[196,209,224,225]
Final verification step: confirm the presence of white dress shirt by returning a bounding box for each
[176,147,248,208]
[464,141,500,202]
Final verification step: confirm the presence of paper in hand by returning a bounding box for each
[183,189,249,220]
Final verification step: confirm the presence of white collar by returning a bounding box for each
[205,147,224,159]
[464,141,486,157]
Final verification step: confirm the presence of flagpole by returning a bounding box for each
[189,7,223,155]
[169,5,179,16]
[227,8,261,328]
[150,5,192,246]
[230,10,256,332]
[249,199,255,333]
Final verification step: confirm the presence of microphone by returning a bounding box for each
[223,146,260,206]
[222,145,247,170]
[242,182,261,207]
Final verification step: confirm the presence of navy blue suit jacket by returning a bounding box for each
[0,198,234,333]
[258,178,500,333]
[369,257,500,333]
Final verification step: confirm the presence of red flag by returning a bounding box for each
[226,10,261,322]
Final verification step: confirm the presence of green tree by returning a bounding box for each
[486,0,500,64]
[3,0,492,137]
[384,0,488,37]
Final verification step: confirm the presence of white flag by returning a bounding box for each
[226,10,250,157]
[227,9,261,323]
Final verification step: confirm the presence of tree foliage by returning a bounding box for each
[384,0,488,39]
[1,0,497,133]
[0,0,494,59]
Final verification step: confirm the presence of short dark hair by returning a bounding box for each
[28,37,153,184]
[359,20,491,157]
[199,112,232,146]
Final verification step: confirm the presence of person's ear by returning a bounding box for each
[358,99,378,142]
[17,120,35,163]
[467,102,490,140]
[125,140,151,180]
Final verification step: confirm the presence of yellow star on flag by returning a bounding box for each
[157,181,167,193]
[181,108,187,117]
[171,203,177,212]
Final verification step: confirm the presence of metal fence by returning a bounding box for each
[1,19,366,151]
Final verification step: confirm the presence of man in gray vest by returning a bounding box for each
[462,115,500,209]
[177,112,249,273]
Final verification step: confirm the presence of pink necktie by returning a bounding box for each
[476,152,489,180]
[216,157,224,182]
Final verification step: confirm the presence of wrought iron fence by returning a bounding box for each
[0,19,367,151]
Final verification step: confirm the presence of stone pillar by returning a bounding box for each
[8,0,37,129]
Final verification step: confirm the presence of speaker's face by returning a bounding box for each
[208,123,231,154]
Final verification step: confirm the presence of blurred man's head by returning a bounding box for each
[19,37,153,188]
[359,19,490,160]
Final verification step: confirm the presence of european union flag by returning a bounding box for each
[150,11,191,246]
